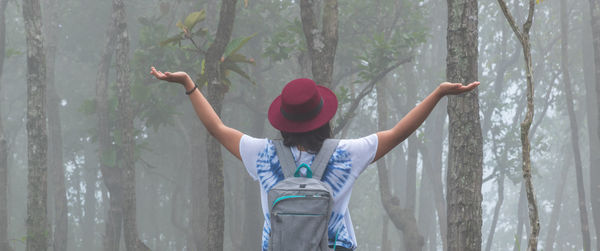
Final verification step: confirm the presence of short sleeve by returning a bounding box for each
[239,134,269,180]
[338,134,378,177]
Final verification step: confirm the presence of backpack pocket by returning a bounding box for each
[269,195,330,251]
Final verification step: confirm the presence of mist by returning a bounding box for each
[1,0,599,250]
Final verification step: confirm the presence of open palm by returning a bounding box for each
[438,81,480,96]
[150,67,189,85]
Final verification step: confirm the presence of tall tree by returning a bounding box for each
[299,0,338,87]
[41,0,68,249]
[559,0,591,249]
[445,0,483,250]
[22,0,48,249]
[376,82,424,251]
[113,0,150,249]
[203,0,238,249]
[0,0,10,250]
[586,0,600,249]
[495,0,539,250]
[95,2,120,250]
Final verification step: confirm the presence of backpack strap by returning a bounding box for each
[312,139,340,180]
[273,139,296,178]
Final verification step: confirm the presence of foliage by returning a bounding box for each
[161,9,256,87]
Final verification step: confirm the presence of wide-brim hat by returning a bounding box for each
[268,78,338,133]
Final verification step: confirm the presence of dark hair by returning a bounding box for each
[281,122,331,153]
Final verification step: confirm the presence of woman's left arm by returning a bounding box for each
[373,81,480,162]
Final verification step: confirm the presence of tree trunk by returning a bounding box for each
[299,0,338,87]
[376,82,424,251]
[405,70,418,212]
[560,0,591,249]
[41,0,68,249]
[543,157,569,251]
[204,0,237,249]
[82,162,98,249]
[23,0,49,249]
[242,62,266,249]
[0,0,11,250]
[586,0,600,249]
[419,106,447,251]
[445,0,483,250]
[496,0,539,249]
[113,0,149,250]
[95,3,120,250]
[514,184,529,251]
[484,140,506,251]
[190,122,207,251]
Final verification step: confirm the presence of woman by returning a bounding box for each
[150,67,479,250]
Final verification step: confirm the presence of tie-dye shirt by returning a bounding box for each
[239,134,378,251]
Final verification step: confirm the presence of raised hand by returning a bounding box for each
[150,66,190,85]
[437,81,480,96]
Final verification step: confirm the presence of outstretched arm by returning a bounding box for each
[150,67,243,160]
[373,81,480,162]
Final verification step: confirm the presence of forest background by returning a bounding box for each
[1,0,600,250]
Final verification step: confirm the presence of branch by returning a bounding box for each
[332,56,413,136]
[496,0,525,44]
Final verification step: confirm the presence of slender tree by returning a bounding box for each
[586,0,600,249]
[0,0,10,250]
[495,0,539,250]
[445,0,483,250]
[299,0,338,87]
[376,82,424,251]
[203,0,238,249]
[95,3,120,250]
[23,0,49,249]
[543,155,569,251]
[559,0,591,249]
[41,0,68,249]
[113,0,150,249]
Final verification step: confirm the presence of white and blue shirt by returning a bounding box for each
[239,134,378,251]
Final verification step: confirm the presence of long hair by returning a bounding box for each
[281,122,331,153]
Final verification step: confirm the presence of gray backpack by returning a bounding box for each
[268,139,340,251]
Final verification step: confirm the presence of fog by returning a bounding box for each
[1,0,599,250]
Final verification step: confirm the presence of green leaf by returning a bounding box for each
[225,53,255,65]
[222,62,255,84]
[223,33,257,59]
[184,10,206,31]
[160,33,184,47]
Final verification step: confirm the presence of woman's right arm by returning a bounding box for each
[150,67,243,160]
[373,81,479,162]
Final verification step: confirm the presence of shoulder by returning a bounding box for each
[337,134,378,154]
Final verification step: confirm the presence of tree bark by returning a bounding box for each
[299,0,338,87]
[23,0,49,249]
[204,0,237,250]
[560,0,591,249]
[113,0,150,250]
[41,0,68,249]
[445,0,483,250]
[586,0,600,249]
[95,3,120,250]
[496,0,539,249]
[0,0,10,250]
[376,82,424,251]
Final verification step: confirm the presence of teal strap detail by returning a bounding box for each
[333,227,341,250]
[272,195,306,207]
[293,163,313,178]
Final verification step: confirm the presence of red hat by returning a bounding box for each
[268,78,338,133]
